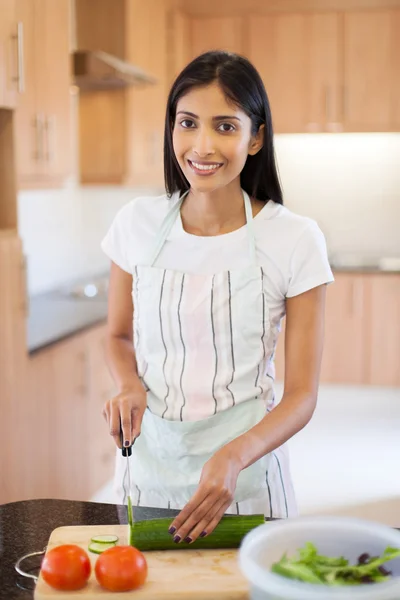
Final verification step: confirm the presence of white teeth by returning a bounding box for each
[191,161,221,171]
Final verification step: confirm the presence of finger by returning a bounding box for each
[171,494,218,543]
[130,405,145,441]
[168,487,209,535]
[109,400,122,448]
[189,501,230,544]
[102,403,110,423]
[120,399,132,448]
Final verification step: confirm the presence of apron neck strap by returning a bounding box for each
[150,188,257,267]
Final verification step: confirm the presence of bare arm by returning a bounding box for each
[227,283,327,468]
[106,261,138,391]
[103,262,147,448]
[169,284,328,542]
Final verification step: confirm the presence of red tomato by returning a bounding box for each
[41,544,91,591]
[95,545,148,592]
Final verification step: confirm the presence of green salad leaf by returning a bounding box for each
[271,543,400,586]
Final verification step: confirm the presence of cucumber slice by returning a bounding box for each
[88,541,117,554]
[90,535,119,544]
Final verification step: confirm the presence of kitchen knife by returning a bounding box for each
[120,430,134,527]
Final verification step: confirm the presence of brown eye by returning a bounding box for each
[218,123,235,133]
[180,119,195,128]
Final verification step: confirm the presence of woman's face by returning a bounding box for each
[172,82,263,193]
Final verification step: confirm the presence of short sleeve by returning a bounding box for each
[286,222,334,298]
[101,202,134,274]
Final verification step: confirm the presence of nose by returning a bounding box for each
[192,127,215,158]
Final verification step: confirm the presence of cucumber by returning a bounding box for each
[90,535,119,544]
[88,541,117,554]
[129,514,265,551]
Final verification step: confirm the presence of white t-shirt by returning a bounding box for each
[101,192,334,341]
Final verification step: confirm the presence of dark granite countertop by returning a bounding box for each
[1,499,180,600]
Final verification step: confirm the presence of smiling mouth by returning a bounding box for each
[187,160,223,175]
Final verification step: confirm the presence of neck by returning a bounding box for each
[181,180,247,236]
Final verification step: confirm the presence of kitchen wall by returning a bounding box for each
[18,133,400,296]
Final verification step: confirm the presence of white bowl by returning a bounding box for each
[239,516,400,600]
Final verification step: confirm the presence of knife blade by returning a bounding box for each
[120,431,134,527]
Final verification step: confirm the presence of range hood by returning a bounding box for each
[73,50,157,92]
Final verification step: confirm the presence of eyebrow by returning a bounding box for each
[176,110,242,122]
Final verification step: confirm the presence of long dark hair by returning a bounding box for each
[164,50,283,205]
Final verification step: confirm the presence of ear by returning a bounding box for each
[248,124,264,156]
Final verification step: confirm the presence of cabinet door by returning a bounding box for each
[190,16,243,59]
[0,233,28,503]
[320,273,368,384]
[249,14,308,133]
[86,325,116,496]
[125,0,168,186]
[168,10,191,83]
[24,348,55,499]
[14,0,42,182]
[343,11,393,131]
[392,11,400,129]
[51,336,90,500]
[367,275,400,387]
[36,0,71,183]
[0,0,19,108]
[307,13,342,133]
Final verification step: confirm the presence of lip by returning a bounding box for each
[187,159,223,176]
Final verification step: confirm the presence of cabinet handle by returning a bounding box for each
[33,113,45,161]
[12,22,25,93]
[44,115,56,164]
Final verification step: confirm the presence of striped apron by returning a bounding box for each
[114,189,297,518]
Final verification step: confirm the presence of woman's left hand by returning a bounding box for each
[168,446,242,544]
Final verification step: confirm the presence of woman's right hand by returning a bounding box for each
[102,379,147,449]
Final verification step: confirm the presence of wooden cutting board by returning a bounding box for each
[34,524,250,599]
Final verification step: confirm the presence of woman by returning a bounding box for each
[101,50,334,544]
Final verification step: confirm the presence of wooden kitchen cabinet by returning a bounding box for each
[0,0,20,109]
[367,274,400,387]
[78,0,168,186]
[248,9,399,134]
[274,274,368,385]
[320,274,368,384]
[249,13,309,133]
[124,0,169,187]
[0,232,28,504]
[249,12,342,133]
[343,11,394,132]
[190,16,244,59]
[391,11,400,129]
[21,323,116,502]
[14,0,72,188]
[85,325,116,495]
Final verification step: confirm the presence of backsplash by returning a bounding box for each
[18,133,400,296]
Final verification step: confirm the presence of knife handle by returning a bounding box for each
[120,430,133,456]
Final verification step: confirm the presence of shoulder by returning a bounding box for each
[256,202,326,250]
[112,192,173,234]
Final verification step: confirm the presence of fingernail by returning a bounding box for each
[173,535,181,543]
[200,531,207,538]
[184,536,192,544]
[124,440,130,447]
[168,526,176,535]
